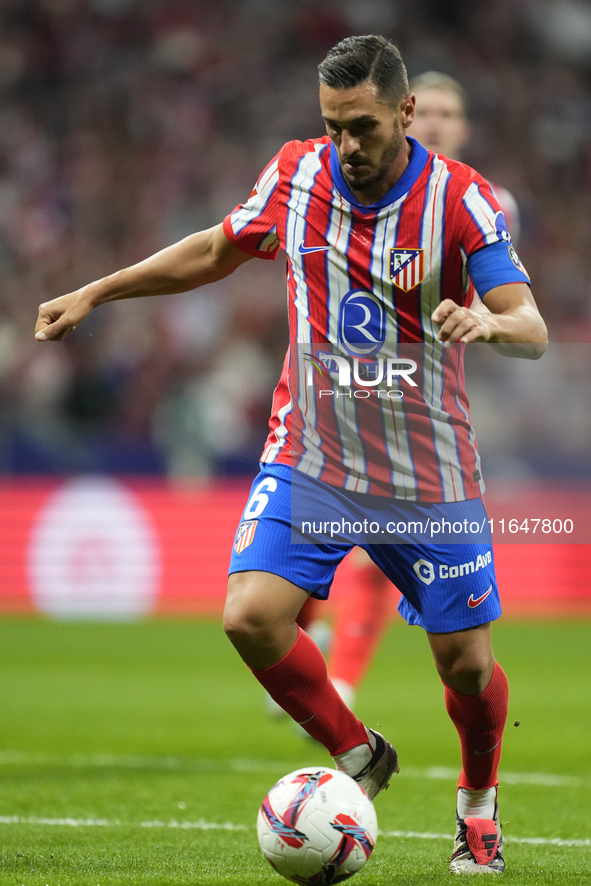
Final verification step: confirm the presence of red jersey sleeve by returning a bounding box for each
[452,169,511,257]
[222,152,281,260]
[447,165,529,298]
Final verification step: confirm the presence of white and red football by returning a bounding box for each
[257,767,378,884]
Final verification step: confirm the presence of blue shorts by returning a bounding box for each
[228,464,501,633]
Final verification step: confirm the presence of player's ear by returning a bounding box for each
[400,93,416,129]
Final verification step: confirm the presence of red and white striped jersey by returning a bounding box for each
[490,183,520,244]
[223,136,529,502]
[467,181,520,313]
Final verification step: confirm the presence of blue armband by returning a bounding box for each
[467,239,530,298]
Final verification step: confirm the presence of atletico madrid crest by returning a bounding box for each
[234,519,258,554]
[389,248,424,291]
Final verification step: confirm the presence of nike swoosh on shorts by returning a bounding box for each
[467,586,493,608]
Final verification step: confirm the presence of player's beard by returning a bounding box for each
[340,126,405,193]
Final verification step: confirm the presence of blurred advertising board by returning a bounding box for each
[0,476,589,619]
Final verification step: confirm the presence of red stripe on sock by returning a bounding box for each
[253,626,368,756]
[445,662,509,790]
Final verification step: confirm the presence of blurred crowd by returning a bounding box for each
[0,0,590,477]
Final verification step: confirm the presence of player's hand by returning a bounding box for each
[431,299,493,345]
[35,291,94,341]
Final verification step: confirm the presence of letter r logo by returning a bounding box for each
[413,558,435,585]
[338,289,386,356]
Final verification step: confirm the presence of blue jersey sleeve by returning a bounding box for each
[467,240,530,299]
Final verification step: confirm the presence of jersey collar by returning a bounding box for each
[329,136,429,212]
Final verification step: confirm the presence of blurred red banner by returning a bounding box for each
[0,477,589,618]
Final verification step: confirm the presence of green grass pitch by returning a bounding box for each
[0,617,588,885]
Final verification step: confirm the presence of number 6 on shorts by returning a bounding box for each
[243,477,278,519]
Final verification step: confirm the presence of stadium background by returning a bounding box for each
[0,0,590,619]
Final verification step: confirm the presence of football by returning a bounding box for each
[257,766,378,884]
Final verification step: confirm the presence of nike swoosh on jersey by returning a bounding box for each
[468,586,493,608]
[473,737,502,756]
[298,241,330,254]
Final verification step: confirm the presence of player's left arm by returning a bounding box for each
[432,282,548,358]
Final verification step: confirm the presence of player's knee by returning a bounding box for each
[429,623,495,694]
[223,575,276,648]
[436,654,494,695]
[223,599,265,646]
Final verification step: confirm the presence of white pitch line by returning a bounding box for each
[0,816,247,831]
[141,819,248,831]
[0,816,587,848]
[403,765,585,788]
[0,752,288,775]
[0,816,112,827]
[0,752,585,788]
[380,830,591,848]
[508,836,591,848]
[0,752,285,773]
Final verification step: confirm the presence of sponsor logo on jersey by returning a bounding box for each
[234,519,258,554]
[468,585,493,608]
[389,248,424,291]
[338,289,386,356]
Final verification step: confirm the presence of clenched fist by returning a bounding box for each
[35,290,94,341]
[431,299,494,345]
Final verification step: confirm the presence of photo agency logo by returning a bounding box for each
[303,289,418,399]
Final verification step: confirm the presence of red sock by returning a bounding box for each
[253,627,368,756]
[444,662,509,790]
[329,564,390,688]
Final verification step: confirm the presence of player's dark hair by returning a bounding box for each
[318,35,409,105]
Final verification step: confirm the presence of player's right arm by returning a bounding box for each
[35,224,252,341]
